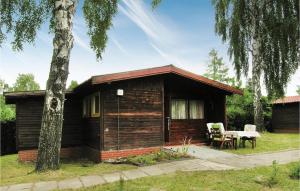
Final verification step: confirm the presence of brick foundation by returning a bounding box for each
[100,147,160,160]
[18,146,161,162]
[18,147,82,162]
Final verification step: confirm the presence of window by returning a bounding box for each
[189,100,204,119]
[83,97,91,117]
[83,92,100,118]
[83,98,87,117]
[92,93,100,117]
[91,93,100,117]
[171,99,187,119]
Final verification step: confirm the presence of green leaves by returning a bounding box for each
[212,0,299,98]
[151,0,162,10]
[67,80,78,90]
[204,49,237,86]
[297,86,300,95]
[0,0,52,50]
[13,73,40,92]
[83,0,118,60]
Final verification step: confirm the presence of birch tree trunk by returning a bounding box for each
[252,34,264,132]
[36,0,76,171]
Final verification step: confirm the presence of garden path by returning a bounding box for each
[1,147,299,191]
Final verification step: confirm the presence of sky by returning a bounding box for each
[0,0,299,96]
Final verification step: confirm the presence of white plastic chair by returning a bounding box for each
[216,122,225,134]
[242,124,257,148]
[244,124,256,132]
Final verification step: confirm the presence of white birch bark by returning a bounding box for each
[252,37,264,131]
[36,0,77,171]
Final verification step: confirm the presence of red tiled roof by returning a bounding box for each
[88,65,243,95]
[273,96,300,104]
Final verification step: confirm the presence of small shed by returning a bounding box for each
[272,96,300,133]
[5,65,243,162]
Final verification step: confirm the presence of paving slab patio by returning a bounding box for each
[7,183,32,191]
[102,172,126,183]
[121,169,148,180]
[0,186,8,191]
[166,145,242,160]
[1,148,299,191]
[79,175,106,188]
[58,178,83,190]
[33,181,58,191]
[139,165,165,176]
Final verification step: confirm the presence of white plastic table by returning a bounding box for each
[224,131,261,149]
[224,131,261,138]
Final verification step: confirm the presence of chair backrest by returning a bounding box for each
[244,124,256,132]
[210,123,225,139]
[206,123,214,133]
[215,122,225,134]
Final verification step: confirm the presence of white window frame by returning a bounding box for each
[91,92,100,117]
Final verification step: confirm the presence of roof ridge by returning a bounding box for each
[273,95,300,104]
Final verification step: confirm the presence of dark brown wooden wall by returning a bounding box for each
[83,117,100,150]
[102,77,164,150]
[164,74,227,144]
[16,96,82,150]
[272,103,299,133]
[169,120,206,144]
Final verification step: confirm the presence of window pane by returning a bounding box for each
[83,99,86,117]
[95,95,100,113]
[87,98,91,116]
[171,99,187,119]
[189,100,204,119]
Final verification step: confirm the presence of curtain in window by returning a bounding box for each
[189,100,204,119]
[83,97,90,117]
[95,95,100,113]
[171,99,187,119]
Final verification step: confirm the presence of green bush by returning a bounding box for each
[226,80,272,131]
[126,150,189,166]
[289,163,300,179]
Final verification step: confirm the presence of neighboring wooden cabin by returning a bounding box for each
[5,65,242,162]
[272,96,300,133]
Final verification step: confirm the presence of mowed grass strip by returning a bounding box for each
[0,154,135,186]
[72,161,300,191]
[226,133,300,155]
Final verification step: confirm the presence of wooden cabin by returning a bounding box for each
[5,65,242,162]
[272,96,300,133]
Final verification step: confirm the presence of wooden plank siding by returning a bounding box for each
[272,103,299,133]
[102,76,164,150]
[12,72,232,154]
[164,74,227,144]
[16,96,83,150]
[82,117,100,150]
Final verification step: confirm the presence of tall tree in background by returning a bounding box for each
[0,79,14,121]
[67,80,78,90]
[1,0,118,171]
[13,74,40,91]
[204,49,235,86]
[296,86,300,95]
[1,74,40,121]
[212,0,299,131]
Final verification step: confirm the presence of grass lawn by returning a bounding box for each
[72,161,300,191]
[226,133,300,155]
[0,154,135,186]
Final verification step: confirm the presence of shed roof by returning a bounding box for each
[4,65,243,103]
[4,90,74,104]
[76,65,243,95]
[273,95,300,104]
